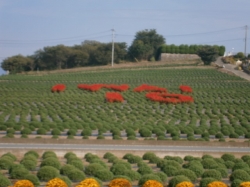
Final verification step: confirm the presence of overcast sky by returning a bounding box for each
[0,0,250,75]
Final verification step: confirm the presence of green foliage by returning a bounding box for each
[230,169,250,181]
[85,163,105,176]
[60,164,76,176]
[0,175,11,187]
[201,158,218,169]
[40,157,61,170]
[10,166,29,179]
[20,158,37,170]
[137,164,153,175]
[199,177,217,187]
[197,45,219,65]
[24,150,39,159]
[168,175,191,187]
[94,169,113,181]
[221,153,235,162]
[128,29,165,61]
[24,174,40,186]
[37,166,59,181]
[67,168,86,181]
[174,169,197,182]
[138,174,162,186]
[0,157,14,170]
[231,179,243,187]
[42,151,57,159]
[202,169,222,180]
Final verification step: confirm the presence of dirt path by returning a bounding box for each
[215,57,250,81]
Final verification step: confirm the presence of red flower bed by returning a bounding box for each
[146,92,194,104]
[179,85,192,93]
[78,84,129,92]
[51,84,66,93]
[134,84,167,93]
[105,92,124,103]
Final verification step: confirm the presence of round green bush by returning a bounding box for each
[67,159,84,171]
[137,165,153,175]
[202,169,222,180]
[64,152,76,159]
[221,153,235,162]
[103,152,114,159]
[2,152,17,161]
[142,152,156,160]
[21,128,32,135]
[85,163,104,176]
[40,157,61,170]
[241,155,250,162]
[139,128,152,137]
[37,166,59,181]
[67,168,86,181]
[81,128,92,136]
[127,155,142,164]
[20,159,37,170]
[60,164,76,176]
[201,158,218,169]
[155,171,167,183]
[184,155,195,161]
[199,177,217,187]
[161,165,178,176]
[58,176,72,187]
[230,169,250,181]
[0,157,14,170]
[123,170,140,181]
[110,163,128,175]
[94,169,113,181]
[51,128,61,135]
[225,161,235,169]
[216,168,228,178]
[188,164,204,178]
[232,162,249,171]
[24,174,40,186]
[42,151,57,159]
[138,173,162,186]
[24,150,39,159]
[10,166,29,179]
[0,175,11,187]
[231,179,243,187]
[37,128,47,135]
[168,175,190,187]
[175,169,197,182]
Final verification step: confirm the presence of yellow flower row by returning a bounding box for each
[8,178,250,187]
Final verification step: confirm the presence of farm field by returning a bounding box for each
[0,150,250,187]
[0,66,250,141]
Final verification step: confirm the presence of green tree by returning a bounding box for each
[197,45,219,65]
[128,29,165,61]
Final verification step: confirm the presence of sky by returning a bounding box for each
[0,0,250,75]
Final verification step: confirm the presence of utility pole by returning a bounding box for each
[245,25,248,58]
[111,29,115,67]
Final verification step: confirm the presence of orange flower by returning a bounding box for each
[108,178,132,187]
[13,180,34,187]
[207,181,228,187]
[46,178,68,187]
[142,180,163,187]
[176,181,194,187]
[76,178,100,187]
[239,182,250,187]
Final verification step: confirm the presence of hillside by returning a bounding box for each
[0,63,249,142]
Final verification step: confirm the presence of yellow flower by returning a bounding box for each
[176,182,194,187]
[142,180,163,187]
[46,178,68,187]
[207,181,228,187]
[108,178,132,187]
[13,180,34,187]
[239,182,250,187]
[76,178,100,187]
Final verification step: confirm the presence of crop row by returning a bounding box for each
[1,151,250,187]
[0,68,250,140]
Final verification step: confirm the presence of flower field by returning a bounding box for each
[0,67,250,140]
[0,150,250,187]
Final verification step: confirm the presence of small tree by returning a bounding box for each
[197,45,219,65]
[37,166,59,181]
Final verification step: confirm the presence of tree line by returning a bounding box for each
[1,29,226,73]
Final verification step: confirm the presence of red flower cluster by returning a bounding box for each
[105,92,124,103]
[146,92,194,104]
[179,85,192,93]
[77,84,129,92]
[51,84,66,93]
[134,84,167,93]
